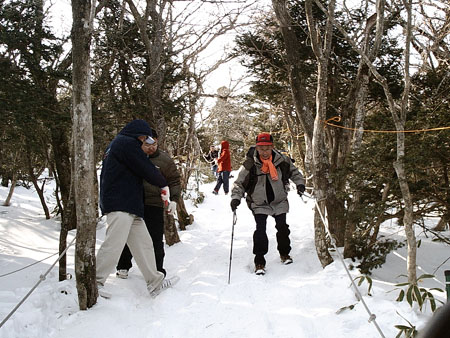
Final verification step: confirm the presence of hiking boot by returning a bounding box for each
[149,276,180,298]
[116,269,129,279]
[212,190,218,195]
[280,255,293,265]
[255,264,266,275]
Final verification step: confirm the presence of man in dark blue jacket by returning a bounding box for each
[97,119,178,298]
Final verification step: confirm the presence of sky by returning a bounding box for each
[1,170,449,338]
[46,0,266,99]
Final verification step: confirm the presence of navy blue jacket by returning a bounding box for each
[99,120,168,218]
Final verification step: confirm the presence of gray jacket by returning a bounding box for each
[231,149,304,215]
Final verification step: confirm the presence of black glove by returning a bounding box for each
[230,199,240,211]
[297,184,306,197]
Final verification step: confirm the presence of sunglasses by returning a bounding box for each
[145,136,156,145]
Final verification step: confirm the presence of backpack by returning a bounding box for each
[241,146,291,198]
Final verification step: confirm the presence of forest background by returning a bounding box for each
[0,0,449,324]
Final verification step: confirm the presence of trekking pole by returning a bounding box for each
[228,210,237,284]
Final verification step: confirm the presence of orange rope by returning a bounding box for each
[324,116,450,133]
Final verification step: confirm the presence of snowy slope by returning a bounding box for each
[0,173,448,338]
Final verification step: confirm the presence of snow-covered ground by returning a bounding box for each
[0,173,448,338]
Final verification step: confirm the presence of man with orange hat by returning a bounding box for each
[230,133,305,275]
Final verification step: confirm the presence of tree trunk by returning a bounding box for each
[392,0,416,285]
[343,190,361,258]
[3,175,16,206]
[59,226,69,281]
[164,212,180,246]
[177,198,194,231]
[50,127,78,282]
[369,182,391,246]
[72,0,98,309]
[314,200,333,267]
[394,160,416,284]
[307,0,336,264]
[271,0,332,266]
[25,152,50,219]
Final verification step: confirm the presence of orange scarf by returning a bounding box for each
[260,155,278,181]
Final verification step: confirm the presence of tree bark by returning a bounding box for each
[392,0,416,286]
[72,0,98,309]
[272,0,333,266]
[306,0,336,264]
[3,175,16,206]
[164,212,180,246]
[50,126,78,281]
[25,152,50,219]
[177,199,194,231]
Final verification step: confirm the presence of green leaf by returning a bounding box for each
[430,296,436,312]
[336,304,356,314]
[367,276,373,293]
[357,276,364,286]
[396,289,405,302]
[413,285,423,309]
[430,287,444,292]
[406,286,414,306]
[417,274,434,280]
[395,325,410,330]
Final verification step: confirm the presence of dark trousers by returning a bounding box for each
[211,164,218,177]
[117,205,166,276]
[253,213,291,266]
[214,171,230,193]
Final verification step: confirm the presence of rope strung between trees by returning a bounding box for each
[0,252,59,278]
[324,116,450,133]
[312,196,387,338]
[0,236,76,329]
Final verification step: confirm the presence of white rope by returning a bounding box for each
[0,252,59,278]
[313,198,386,338]
[0,236,76,328]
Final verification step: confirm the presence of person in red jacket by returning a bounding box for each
[212,140,232,195]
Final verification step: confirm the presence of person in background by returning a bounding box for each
[116,128,181,278]
[97,119,179,298]
[204,145,219,177]
[229,133,305,275]
[212,140,231,195]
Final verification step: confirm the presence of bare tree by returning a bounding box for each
[311,0,418,283]
[72,0,98,309]
[271,0,332,266]
[304,0,337,266]
[118,0,258,238]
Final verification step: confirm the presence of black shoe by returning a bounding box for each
[255,264,266,275]
[212,190,218,195]
[280,255,293,265]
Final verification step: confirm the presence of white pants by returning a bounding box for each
[96,211,164,291]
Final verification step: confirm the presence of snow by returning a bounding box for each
[0,173,449,338]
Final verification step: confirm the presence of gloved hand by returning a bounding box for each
[160,186,170,207]
[297,184,306,197]
[167,201,177,217]
[230,199,240,211]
